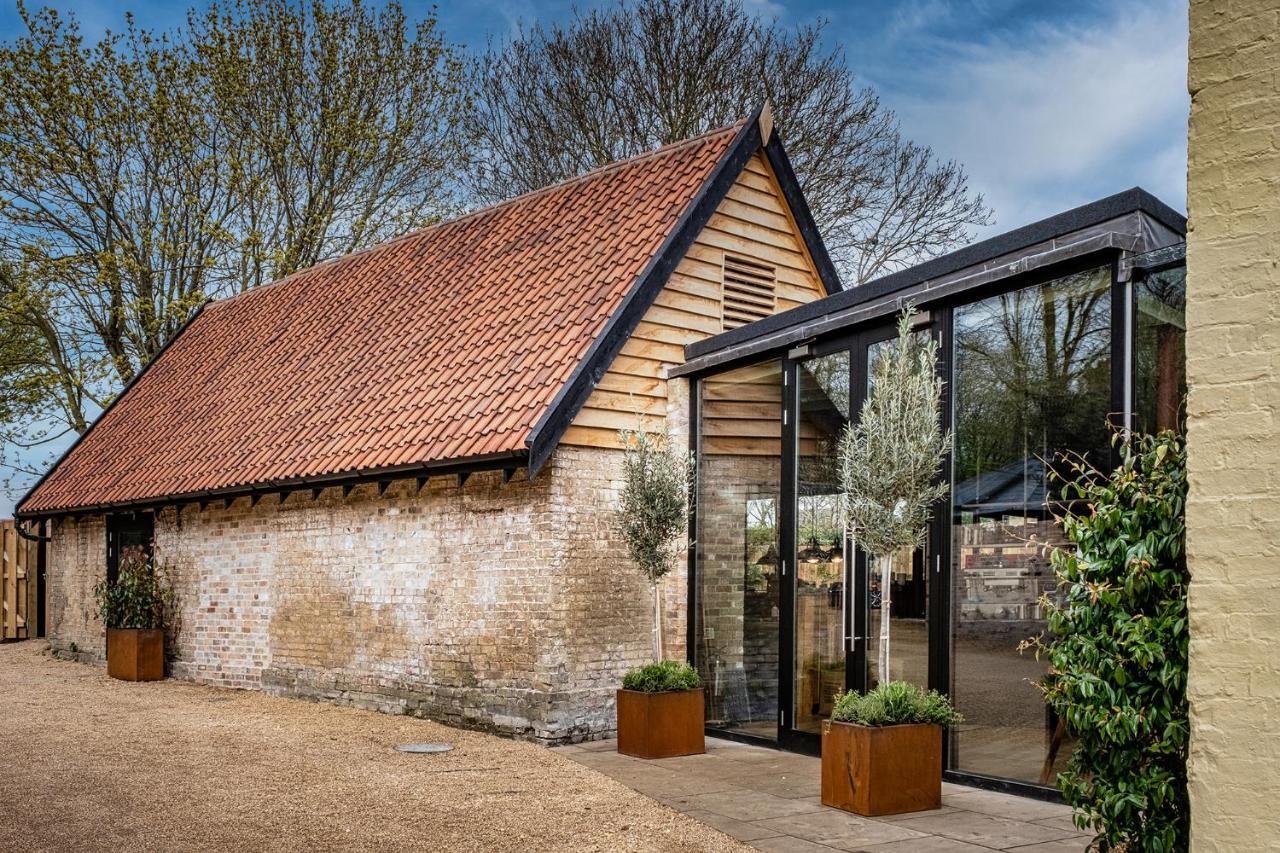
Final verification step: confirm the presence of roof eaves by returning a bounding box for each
[15,300,213,518]
[686,186,1187,361]
[524,105,768,476]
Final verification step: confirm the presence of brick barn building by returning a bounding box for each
[15,107,835,742]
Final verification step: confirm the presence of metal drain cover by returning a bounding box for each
[395,742,454,754]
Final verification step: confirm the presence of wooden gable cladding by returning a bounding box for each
[562,150,825,449]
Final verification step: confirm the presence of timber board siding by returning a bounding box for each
[561,150,825,450]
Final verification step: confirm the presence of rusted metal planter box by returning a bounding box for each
[821,719,942,816]
[106,628,165,682]
[616,688,705,759]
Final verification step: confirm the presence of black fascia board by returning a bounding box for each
[524,104,767,475]
[18,449,529,519]
[14,299,213,517]
[687,186,1187,361]
[761,133,841,297]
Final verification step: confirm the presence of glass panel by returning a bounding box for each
[794,350,849,733]
[1135,265,1186,433]
[864,337,930,691]
[950,265,1112,784]
[696,360,784,739]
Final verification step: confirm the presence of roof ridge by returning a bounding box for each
[213,118,751,308]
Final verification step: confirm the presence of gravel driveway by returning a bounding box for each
[0,642,746,853]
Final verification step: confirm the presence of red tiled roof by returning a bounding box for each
[19,121,749,515]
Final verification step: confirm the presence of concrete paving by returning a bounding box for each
[554,736,1094,853]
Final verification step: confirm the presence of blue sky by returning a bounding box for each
[0,0,1188,514]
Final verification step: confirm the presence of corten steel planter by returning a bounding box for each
[616,688,705,759]
[821,719,942,816]
[106,628,165,682]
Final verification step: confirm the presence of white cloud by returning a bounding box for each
[885,0,1188,236]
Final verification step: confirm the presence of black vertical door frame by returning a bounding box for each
[778,354,799,749]
[36,518,47,638]
[685,379,701,669]
[933,306,957,771]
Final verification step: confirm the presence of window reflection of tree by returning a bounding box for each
[954,267,1112,506]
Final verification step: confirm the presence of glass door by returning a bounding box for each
[784,320,936,746]
[792,349,850,734]
[862,334,931,692]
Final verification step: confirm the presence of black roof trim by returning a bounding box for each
[19,450,529,519]
[15,300,212,518]
[525,107,765,474]
[687,186,1186,361]
[761,132,842,296]
[526,104,838,475]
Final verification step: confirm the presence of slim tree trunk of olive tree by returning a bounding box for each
[652,582,664,663]
[879,553,892,683]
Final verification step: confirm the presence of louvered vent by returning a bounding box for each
[721,255,777,330]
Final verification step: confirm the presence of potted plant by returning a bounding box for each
[838,307,949,684]
[822,682,961,815]
[617,660,704,759]
[614,425,702,758]
[826,307,952,809]
[93,550,174,682]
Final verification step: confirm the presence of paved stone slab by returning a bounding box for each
[944,790,1076,822]
[892,810,1081,849]
[1004,838,1093,852]
[559,736,1081,853]
[755,808,928,848]
[684,810,787,842]
[681,789,828,822]
[749,835,842,853]
[860,837,999,852]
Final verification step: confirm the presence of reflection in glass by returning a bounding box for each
[864,337,929,691]
[1135,265,1186,433]
[794,351,849,733]
[950,265,1111,784]
[696,360,783,739]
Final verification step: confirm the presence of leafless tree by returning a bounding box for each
[468,0,991,286]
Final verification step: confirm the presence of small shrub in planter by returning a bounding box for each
[93,551,175,682]
[822,682,960,816]
[617,662,705,759]
[614,426,703,759]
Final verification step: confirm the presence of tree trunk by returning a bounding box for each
[878,553,892,684]
[652,581,665,662]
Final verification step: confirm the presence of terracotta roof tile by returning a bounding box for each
[20,122,745,514]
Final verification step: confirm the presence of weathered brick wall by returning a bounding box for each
[1186,2,1280,848]
[44,437,690,743]
[45,515,107,663]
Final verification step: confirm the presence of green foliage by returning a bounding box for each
[0,1,471,482]
[838,308,950,558]
[93,553,175,630]
[616,427,694,586]
[831,681,961,727]
[1025,431,1188,852]
[622,660,701,693]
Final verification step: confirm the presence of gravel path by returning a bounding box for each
[0,642,747,853]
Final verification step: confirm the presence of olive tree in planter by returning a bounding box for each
[826,308,951,814]
[93,551,175,682]
[613,426,703,758]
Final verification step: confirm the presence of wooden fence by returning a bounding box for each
[1,519,43,641]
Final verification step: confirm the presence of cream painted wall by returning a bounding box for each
[1186,1,1280,848]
